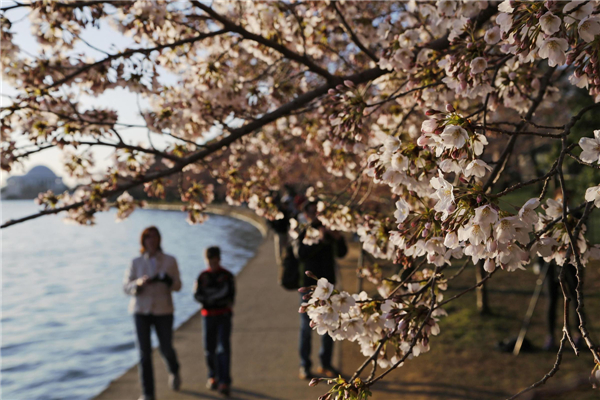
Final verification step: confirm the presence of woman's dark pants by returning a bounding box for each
[134,313,180,397]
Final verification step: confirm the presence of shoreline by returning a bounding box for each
[145,203,269,239]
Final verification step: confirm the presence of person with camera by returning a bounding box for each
[294,201,347,380]
[123,226,182,400]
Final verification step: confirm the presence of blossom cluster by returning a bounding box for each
[301,275,444,369]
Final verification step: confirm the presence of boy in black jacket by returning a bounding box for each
[193,246,235,396]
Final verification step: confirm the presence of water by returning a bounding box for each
[1,200,263,400]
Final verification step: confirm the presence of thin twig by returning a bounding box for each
[505,331,568,400]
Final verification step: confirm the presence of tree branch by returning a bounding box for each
[1,66,387,229]
[45,29,228,90]
[332,2,379,63]
[191,1,335,81]
[484,66,556,193]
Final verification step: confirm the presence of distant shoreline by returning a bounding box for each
[143,202,268,238]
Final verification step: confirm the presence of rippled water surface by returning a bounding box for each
[1,201,263,400]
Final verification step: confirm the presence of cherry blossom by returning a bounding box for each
[539,12,562,35]
[313,278,334,301]
[538,38,569,67]
[585,185,600,208]
[579,130,600,164]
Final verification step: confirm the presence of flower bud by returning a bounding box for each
[484,259,496,273]
[309,378,321,387]
[344,80,355,88]
[445,103,455,113]
[305,270,318,280]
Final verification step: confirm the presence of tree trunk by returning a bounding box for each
[476,261,490,315]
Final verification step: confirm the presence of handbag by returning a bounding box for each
[280,243,300,290]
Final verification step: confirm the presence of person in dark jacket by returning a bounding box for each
[193,246,235,396]
[294,201,347,380]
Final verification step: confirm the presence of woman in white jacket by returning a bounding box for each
[124,226,182,400]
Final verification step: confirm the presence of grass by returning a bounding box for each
[338,243,600,400]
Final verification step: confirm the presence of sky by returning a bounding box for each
[1,2,183,187]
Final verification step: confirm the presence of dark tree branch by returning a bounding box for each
[484,66,556,193]
[506,331,568,400]
[1,66,387,229]
[45,29,228,90]
[332,2,379,63]
[191,1,335,81]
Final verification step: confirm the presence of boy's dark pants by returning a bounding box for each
[202,313,232,385]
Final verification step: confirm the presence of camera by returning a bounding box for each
[149,272,173,286]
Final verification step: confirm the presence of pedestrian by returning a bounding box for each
[194,246,235,396]
[269,185,298,267]
[294,201,347,380]
[123,226,182,400]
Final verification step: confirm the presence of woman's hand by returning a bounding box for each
[136,275,150,287]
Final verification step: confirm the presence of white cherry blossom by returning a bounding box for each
[539,12,562,35]
[440,125,469,149]
[473,205,499,228]
[518,198,540,225]
[463,159,492,178]
[498,0,514,14]
[484,27,501,44]
[472,134,488,156]
[313,278,334,300]
[394,198,411,224]
[470,57,487,75]
[563,1,594,23]
[579,130,600,164]
[578,17,600,42]
[538,38,569,67]
[585,185,600,208]
[483,258,496,273]
[330,292,356,314]
[545,198,563,219]
[431,173,455,219]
